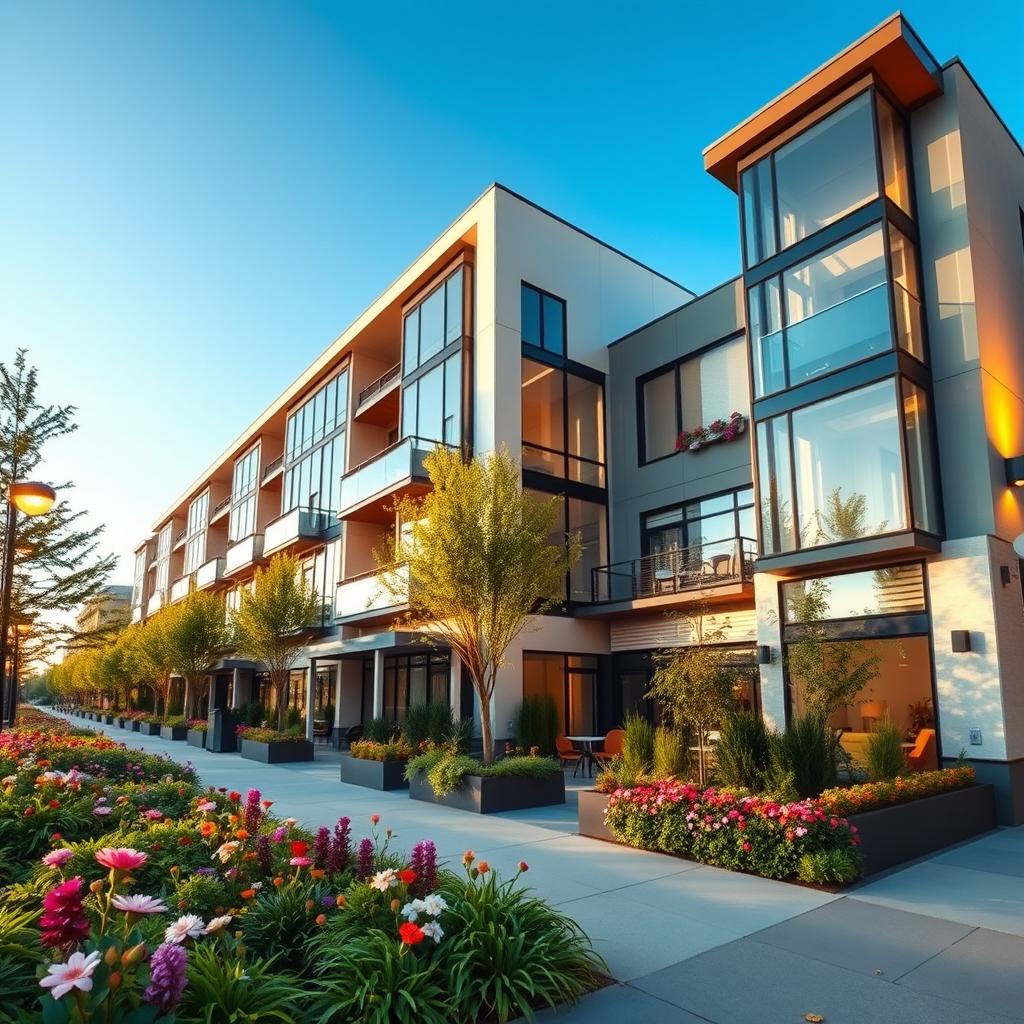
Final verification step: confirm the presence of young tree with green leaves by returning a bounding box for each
[646,606,739,786]
[230,553,321,731]
[132,610,177,716]
[163,590,230,718]
[375,446,579,764]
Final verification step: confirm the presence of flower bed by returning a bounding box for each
[603,781,862,884]
[817,766,976,816]
[160,717,189,742]
[0,716,603,1022]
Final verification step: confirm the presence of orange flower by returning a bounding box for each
[370,814,380,826]
[272,876,284,887]
[315,913,327,926]
[335,894,346,908]
[397,869,416,885]
[240,889,256,900]
[463,849,474,864]
[228,813,239,825]
[200,821,216,838]
[310,868,325,879]
[235,829,250,840]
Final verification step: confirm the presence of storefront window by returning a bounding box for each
[522,653,598,735]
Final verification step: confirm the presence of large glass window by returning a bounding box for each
[640,336,750,463]
[741,92,879,267]
[285,369,348,463]
[131,550,146,610]
[877,95,911,214]
[401,351,461,445]
[522,653,598,735]
[902,381,939,533]
[184,490,209,575]
[521,283,565,355]
[569,498,607,602]
[644,488,755,562]
[782,563,926,621]
[229,446,259,542]
[379,652,451,724]
[155,524,171,594]
[759,379,920,554]
[403,268,463,374]
[522,359,605,485]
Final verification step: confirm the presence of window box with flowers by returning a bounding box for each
[676,411,746,453]
[237,726,314,764]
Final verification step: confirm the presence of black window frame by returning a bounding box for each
[522,651,599,736]
[641,486,756,558]
[521,281,567,356]
[403,266,466,377]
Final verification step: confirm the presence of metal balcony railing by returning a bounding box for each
[357,363,401,407]
[590,536,758,604]
[262,455,284,481]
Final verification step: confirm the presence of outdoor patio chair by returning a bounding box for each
[313,719,331,745]
[906,728,936,772]
[556,735,585,777]
[592,728,625,771]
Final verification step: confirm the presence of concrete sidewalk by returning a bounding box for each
[50,711,1024,1023]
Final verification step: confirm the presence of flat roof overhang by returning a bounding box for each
[703,14,943,190]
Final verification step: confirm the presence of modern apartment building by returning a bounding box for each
[129,15,1024,821]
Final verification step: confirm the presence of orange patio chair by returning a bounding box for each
[593,728,625,772]
[906,728,936,772]
[555,735,584,777]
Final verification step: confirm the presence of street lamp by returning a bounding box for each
[1,481,56,726]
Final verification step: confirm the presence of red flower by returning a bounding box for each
[397,869,416,884]
[290,840,309,858]
[399,922,425,946]
[229,791,242,802]
[40,876,90,950]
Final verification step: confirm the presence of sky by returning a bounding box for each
[1,0,1022,589]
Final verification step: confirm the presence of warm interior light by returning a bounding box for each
[9,481,56,516]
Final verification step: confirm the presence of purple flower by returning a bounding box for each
[193,867,217,878]
[409,840,437,897]
[356,837,373,880]
[143,943,187,1012]
[329,816,351,873]
[256,834,272,878]
[272,826,286,843]
[244,789,262,834]
[321,894,334,907]
[313,827,330,870]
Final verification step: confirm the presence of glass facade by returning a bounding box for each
[229,446,259,542]
[522,653,598,735]
[283,368,349,514]
[155,524,171,595]
[401,351,461,446]
[782,563,926,622]
[644,488,755,567]
[403,268,463,374]
[640,336,749,462]
[183,490,209,575]
[377,652,451,724]
[131,550,146,610]
[521,283,566,355]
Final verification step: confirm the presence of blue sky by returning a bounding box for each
[1,0,1022,583]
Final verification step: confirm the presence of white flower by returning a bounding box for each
[112,893,168,915]
[401,898,426,921]
[1,775,16,786]
[420,921,444,944]
[212,841,240,863]
[164,913,204,944]
[39,950,102,1000]
[370,869,397,892]
[284,817,297,828]
[421,893,448,917]
[203,914,233,934]
[250,881,263,892]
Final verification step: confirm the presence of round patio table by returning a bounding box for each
[565,735,605,778]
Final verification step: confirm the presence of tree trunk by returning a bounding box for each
[478,685,494,765]
[275,678,287,731]
[183,679,193,720]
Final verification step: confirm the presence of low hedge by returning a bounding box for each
[350,738,415,762]
[406,747,561,797]
[817,765,975,816]
[236,726,306,744]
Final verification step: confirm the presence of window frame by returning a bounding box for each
[402,265,466,376]
[520,281,567,356]
[640,486,756,558]
[635,330,749,466]
[522,651,599,736]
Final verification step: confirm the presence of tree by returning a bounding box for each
[231,553,321,731]
[785,577,881,721]
[646,606,739,787]
[163,590,229,719]
[375,447,579,764]
[0,350,115,717]
[133,611,177,716]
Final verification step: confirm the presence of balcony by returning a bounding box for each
[585,537,757,615]
[169,575,193,604]
[196,556,225,590]
[335,565,408,622]
[172,529,187,551]
[146,590,165,617]
[354,363,401,426]
[338,436,440,523]
[262,455,284,485]
[224,533,264,576]
[131,604,143,624]
[263,506,337,557]
[210,496,231,524]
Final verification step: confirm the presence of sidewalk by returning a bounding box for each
[49,711,1024,1023]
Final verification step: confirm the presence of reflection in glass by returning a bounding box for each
[756,417,795,554]
[521,359,565,475]
[741,155,777,267]
[748,279,784,397]
[877,96,911,213]
[902,381,939,533]
[889,225,925,361]
[679,336,750,428]
[569,498,607,601]
[782,563,925,621]
[642,369,677,460]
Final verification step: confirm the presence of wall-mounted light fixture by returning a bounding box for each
[1005,456,1024,487]
[757,644,773,665]
[951,630,972,653]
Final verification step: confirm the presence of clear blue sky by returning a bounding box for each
[2,0,1022,584]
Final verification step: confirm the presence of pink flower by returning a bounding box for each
[40,950,102,1000]
[92,806,112,816]
[197,800,216,812]
[42,848,74,868]
[164,914,204,944]
[112,894,168,915]
[95,847,148,871]
[289,856,312,867]
[144,809,163,821]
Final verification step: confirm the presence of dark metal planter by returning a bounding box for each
[850,784,997,876]
[138,723,161,736]
[116,718,127,728]
[578,789,616,842]
[339,754,408,791]
[103,715,115,725]
[160,725,187,741]
[187,729,208,749]
[130,721,141,732]
[239,738,314,764]
[409,771,565,814]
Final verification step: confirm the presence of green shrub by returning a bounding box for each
[242,880,332,967]
[167,698,184,717]
[406,747,559,796]
[286,706,303,730]
[161,715,187,729]
[652,726,687,779]
[768,714,836,798]
[797,848,863,886]
[715,710,771,792]
[172,873,233,917]
[447,717,472,753]
[242,701,266,727]
[515,694,559,756]
[619,713,655,782]
[364,717,397,744]
[427,701,454,745]
[866,723,907,781]
[404,704,432,746]
[350,738,415,761]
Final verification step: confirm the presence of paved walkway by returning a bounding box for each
[50,711,1024,1023]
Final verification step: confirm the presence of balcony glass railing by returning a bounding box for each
[169,576,192,603]
[338,436,444,514]
[590,537,757,604]
[224,534,264,574]
[357,363,401,407]
[264,506,334,554]
[335,565,408,618]
[146,590,165,617]
[196,556,225,589]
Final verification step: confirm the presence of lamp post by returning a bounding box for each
[1,481,56,726]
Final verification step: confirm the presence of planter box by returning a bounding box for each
[103,715,115,725]
[578,789,616,842]
[239,738,314,764]
[850,784,996,876]
[340,754,408,791]
[138,722,161,736]
[130,721,141,732]
[160,725,187,741]
[187,729,208,749]
[409,771,564,814]
[116,717,127,728]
